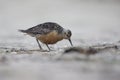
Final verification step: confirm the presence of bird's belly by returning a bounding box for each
[37,31,63,44]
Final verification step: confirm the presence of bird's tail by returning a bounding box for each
[18,29,27,33]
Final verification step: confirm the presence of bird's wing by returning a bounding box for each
[25,22,63,35]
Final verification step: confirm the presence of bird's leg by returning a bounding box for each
[36,38,42,50]
[46,44,51,51]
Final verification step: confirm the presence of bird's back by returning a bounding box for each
[21,22,64,35]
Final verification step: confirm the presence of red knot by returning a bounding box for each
[19,22,73,51]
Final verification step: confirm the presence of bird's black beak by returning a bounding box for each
[68,38,73,46]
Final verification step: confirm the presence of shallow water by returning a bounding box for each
[0,0,120,80]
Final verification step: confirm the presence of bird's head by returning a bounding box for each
[63,29,73,46]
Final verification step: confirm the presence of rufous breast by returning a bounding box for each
[37,30,63,44]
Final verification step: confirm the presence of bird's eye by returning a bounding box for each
[64,32,67,35]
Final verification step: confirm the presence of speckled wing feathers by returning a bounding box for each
[25,22,63,35]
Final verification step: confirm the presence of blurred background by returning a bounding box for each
[0,0,120,44]
[0,0,120,80]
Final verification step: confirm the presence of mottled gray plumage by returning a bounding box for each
[19,22,73,51]
[20,22,64,35]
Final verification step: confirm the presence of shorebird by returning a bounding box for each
[19,22,73,51]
